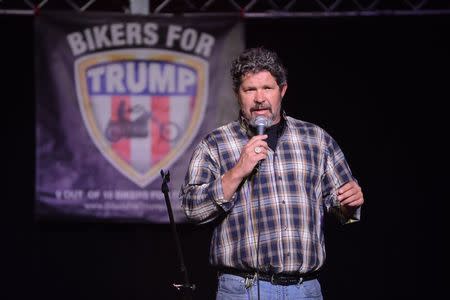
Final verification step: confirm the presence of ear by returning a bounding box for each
[280,84,288,98]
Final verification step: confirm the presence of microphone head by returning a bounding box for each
[254,115,270,135]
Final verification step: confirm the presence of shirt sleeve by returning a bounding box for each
[321,132,361,224]
[179,140,236,224]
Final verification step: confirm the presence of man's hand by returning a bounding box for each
[221,135,268,200]
[338,181,364,208]
[232,135,269,179]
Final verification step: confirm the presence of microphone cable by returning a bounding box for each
[252,161,262,300]
[252,168,261,300]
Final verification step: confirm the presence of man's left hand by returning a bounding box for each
[337,181,364,208]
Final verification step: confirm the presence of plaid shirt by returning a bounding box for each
[180,115,360,274]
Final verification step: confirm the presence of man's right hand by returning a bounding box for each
[221,135,268,200]
[233,135,269,178]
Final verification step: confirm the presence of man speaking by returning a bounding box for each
[180,47,364,299]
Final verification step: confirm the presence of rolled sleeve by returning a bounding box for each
[321,132,361,225]
[327,191,361,225]
[180,141,236,224]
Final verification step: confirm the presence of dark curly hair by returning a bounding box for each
[230,47,287,93]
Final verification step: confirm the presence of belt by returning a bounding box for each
[218,267,319,286]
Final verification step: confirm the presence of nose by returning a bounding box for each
[254,90,265,103]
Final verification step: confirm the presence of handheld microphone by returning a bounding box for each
[253,116,269,173]
[254,116,269,135]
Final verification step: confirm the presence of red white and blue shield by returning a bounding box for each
[74,49,208,187]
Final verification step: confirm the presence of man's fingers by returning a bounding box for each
[340,194,363,206]
[338,181,358,194]
[338,189,356,201]
[246,136,269,154]
[249,134,268,144]
[338,181,364,206]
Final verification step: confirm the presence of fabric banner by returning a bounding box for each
[35,12,243,223]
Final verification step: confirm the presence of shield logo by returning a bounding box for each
[74,49,208,187]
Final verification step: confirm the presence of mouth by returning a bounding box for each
[251,107,271,115]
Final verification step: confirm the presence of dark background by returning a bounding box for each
[4,13,446,300]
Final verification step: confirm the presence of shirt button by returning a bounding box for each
[283,226,287,231]
[281,200,285,205]
[277,176,282,180]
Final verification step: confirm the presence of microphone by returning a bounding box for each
[254,115,269,135]
[253,116,269,173]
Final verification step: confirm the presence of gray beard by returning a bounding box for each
[249,115,273,127]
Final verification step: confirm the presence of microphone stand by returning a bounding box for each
[160,170,195,300]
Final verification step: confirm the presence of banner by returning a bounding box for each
[35,12,243,223]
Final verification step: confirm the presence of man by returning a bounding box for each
[180,47,364,299]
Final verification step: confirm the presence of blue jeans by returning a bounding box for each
[216,273,323,300]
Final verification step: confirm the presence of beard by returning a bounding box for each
[246,103,278,127]
[248,114,273,128]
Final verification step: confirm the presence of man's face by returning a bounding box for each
[237,70,287,126]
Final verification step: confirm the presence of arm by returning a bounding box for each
[321,133,364,224]
[180,135,269,224]
[180,141,225,224]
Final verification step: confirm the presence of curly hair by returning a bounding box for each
[230,47,287,93]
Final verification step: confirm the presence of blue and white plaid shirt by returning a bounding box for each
[180,115,360,274]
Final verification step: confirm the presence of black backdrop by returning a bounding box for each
[4,14,446,300]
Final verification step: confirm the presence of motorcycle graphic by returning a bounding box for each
[105,100,180,143]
